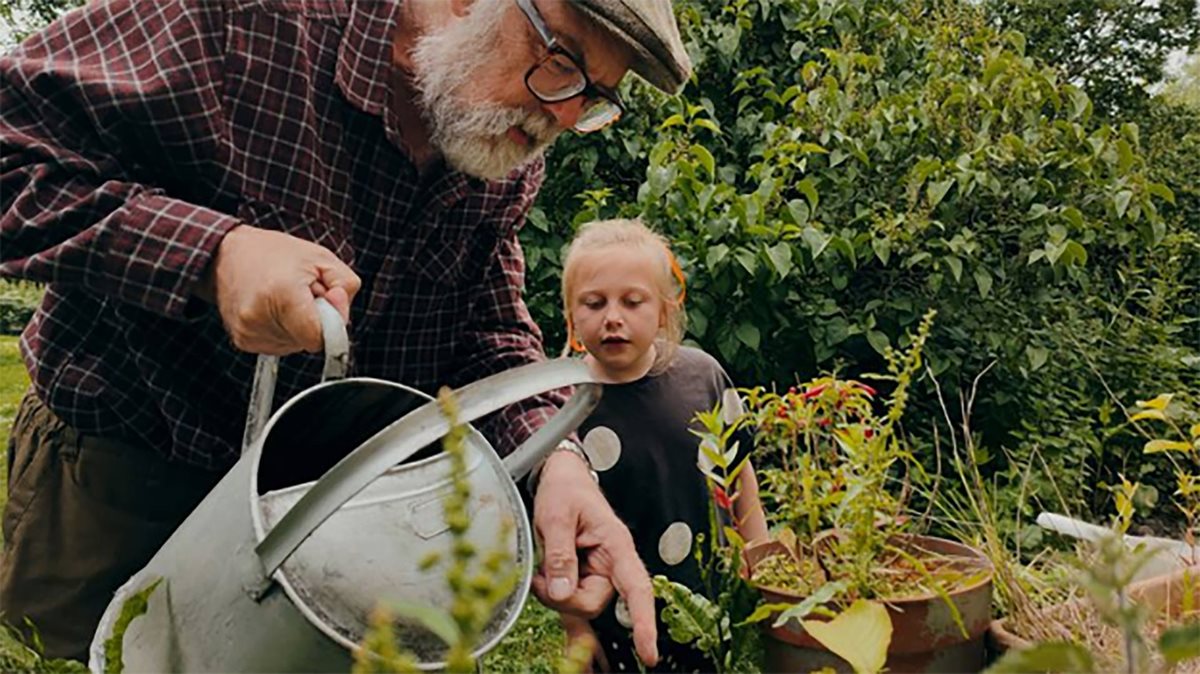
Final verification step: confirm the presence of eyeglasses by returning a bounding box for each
[515,0,624,133]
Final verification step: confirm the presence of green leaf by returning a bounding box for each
[105,577,163,674]
[693,118,722,135]
[1159,622,1200,664]
[1137,393,1173,410]
[766,242,794,279]
[770,580,848,627]
[986,642,1095,674]
[1129,409,1167,422]
[927,179,953,209]
[802,600,892,674]
[652,576,721,653]
[734,248,758,275]
[944,256,963,282]
[787,199,811,227]
[973,267,993,298]
[706,244,729,269]
[799,142,829,155]
[1147,182,1176,206]
[691,145,716,179]
[872,238,892,265]
[1114,190,1133,218]
[660,114,686,130]
[743,602,802,626]
[797,178,820,211]
[1061,206,1084,228]
[1026,345,1049,371]
[867,330,890,355]
[388,601,461,647]
[736,322,761,350]
[802,226,831,260]
[1144,439,1192,454]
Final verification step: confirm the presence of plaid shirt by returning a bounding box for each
[0,0,567,471]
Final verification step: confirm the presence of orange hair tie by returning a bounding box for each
[666,248,687,305]
[567,323,587,353]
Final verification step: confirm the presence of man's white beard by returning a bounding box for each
[411,1,558,180]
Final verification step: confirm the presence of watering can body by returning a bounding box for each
[88,300,599,672]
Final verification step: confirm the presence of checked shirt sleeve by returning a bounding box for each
[0,0,239,319]
[455,166,571,459]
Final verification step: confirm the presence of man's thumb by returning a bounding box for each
[321,285,352,324]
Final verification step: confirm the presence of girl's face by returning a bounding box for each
[568,246,667,383]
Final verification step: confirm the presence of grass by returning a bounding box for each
[0,334,565,671]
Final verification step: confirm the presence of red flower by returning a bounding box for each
[854,381,878,397]
[713,486,733,511]
[802,384,829,400]
[776,408,789,418]
[864,427,875,439]
[788,386,798,395]
[818,417,832,428]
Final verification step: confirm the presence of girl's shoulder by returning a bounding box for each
[667,345,727,379]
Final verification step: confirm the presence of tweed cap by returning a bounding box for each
[569,0,693,94]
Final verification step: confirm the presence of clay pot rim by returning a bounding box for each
[988,563,1200,650]
[745,533,996,605]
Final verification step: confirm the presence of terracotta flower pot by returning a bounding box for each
[986,564,1200,655]
[745,534,995,674]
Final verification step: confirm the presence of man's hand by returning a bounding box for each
[200,225,361,354]
[530,451,659,667]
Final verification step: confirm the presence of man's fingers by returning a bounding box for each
[610,547,658,667]
[538,513,581,602]
[531,573,614,618]
[279,284,324,353]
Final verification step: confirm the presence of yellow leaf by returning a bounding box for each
[1135,394,1173,411]
[1190,423,1200,440]
[802,600,892,674]
[1130,409,1167,422]
[1144,439,1193,454]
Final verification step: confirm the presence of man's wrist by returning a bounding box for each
[528,439,598,496]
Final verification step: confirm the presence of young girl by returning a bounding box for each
[558,219,768,672]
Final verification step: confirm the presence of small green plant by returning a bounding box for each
[1130,393,1200,550]
[744,310,980,604]
[353,388,519,674]
[650,402,765,673]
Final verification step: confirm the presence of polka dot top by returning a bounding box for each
[580,346,751,672]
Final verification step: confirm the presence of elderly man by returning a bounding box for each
[0,0,691,664]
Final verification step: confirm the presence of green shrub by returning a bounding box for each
[523,0,1198,522]
[0,280,42,336]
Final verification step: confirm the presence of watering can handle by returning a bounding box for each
[251,359,600,591]
[241,298,350,454]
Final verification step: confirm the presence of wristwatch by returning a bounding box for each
[527,438,599,496]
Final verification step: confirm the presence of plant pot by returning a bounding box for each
[745,534,995,674]
[986,564,1200,656]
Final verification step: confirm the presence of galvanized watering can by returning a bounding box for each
[89,299,600,672]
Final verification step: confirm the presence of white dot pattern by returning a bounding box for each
[658,522,693,566]
[583,426,622,471]
[721,387,745,425]
[615,597,633,628]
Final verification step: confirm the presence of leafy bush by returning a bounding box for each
[523,0,1197,522]
[0,280,42,336]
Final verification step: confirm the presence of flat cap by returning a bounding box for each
[569,0,693,94]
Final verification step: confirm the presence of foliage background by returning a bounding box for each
[0,0,1198,668]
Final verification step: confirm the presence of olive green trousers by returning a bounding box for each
[0,390,219,662]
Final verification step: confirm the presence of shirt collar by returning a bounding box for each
[335,0,404,142]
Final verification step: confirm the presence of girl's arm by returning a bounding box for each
[734,462,769,543]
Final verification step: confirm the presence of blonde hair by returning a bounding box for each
[560,218,687,372]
